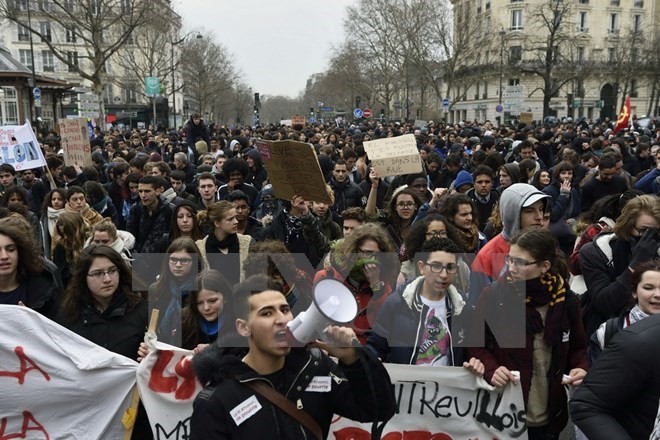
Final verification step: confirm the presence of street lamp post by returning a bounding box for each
[498,28,506,126]
[26,0,38,127]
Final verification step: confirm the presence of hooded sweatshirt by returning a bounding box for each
[470,183,549,306]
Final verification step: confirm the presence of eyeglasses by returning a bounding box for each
[424,262,458,274]
[504,256,537,267]
[425,230,448,239]
[169,257,193,265]
[87,267,119,279]
[358,249,377,259]
[396,202,416,209]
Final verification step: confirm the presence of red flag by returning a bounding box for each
[613,96,631,135]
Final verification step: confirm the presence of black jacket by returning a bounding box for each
[571,314,660,440]
[126,199,174,254]
[329,178,365,215]
[191,344,396,440]
[24,259,63,320]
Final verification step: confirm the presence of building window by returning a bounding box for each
[15,0,28,10]
[120,0,131,13]
[610,0,619,5]
[631,48,639,63]
[66,51,78,72]
[17,25,29,42]
[634,0,644,7]
[37,0,51,11]
[124,84,138,104]
[607,48,616,63]
[483,81,489,99]
[578,11,587,32]
[42,50,54,72]
[579,0,588,3]
[577,79,585,97]
[509,78,520,86]
[485,1,490,9]
[633,15,641,33]
[0,87,20,125]
[609,14,618,33]
[510,45,522,63]
[577,46,585,62]
[65,26,76,43]
[89,0,100,15]
[511,0,522,2]
[39,22,52,42]
[62,0,75,11]
[19,49,32,68]
[511,10,523,31]
[631,79,638,97]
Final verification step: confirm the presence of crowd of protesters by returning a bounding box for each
[4,112,660,439]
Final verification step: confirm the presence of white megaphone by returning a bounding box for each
[287,278,359,344]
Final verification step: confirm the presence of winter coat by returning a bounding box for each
[542,182,581,222]
[196,233,252,282]
[84,230,135,263]
[571,314,660,440]
[466,277,588,435]
[20,259,62,320]
[367,276,467,365]
[244,149,268,191]
[579,233,635,336]
[329,178,365,215]
[126,199,174,254]
[185,118,210,153]
[190,344,396,440]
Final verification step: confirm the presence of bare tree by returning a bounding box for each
[515,0,584,117]
[180,32,237,121]
[1,0,153,123]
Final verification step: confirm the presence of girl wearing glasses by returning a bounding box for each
[367,237,483,374]
[366,169,422,259]
[58,245,152,439]
[466,229,588,440]
[148,237,204,346]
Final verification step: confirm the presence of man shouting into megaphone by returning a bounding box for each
[191,274,396,440]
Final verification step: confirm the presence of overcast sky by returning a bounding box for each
[175,0,356,98]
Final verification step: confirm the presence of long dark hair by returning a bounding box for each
[402,212,448,261]
[60,245,139,323]
[41,188,67,217]
[170,201,202,241]
[181,270,235,348]
[0,220,43,282]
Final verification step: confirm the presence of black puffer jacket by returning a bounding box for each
[191,344,396,440]
[126,199,174,254]
[571,314,660,440]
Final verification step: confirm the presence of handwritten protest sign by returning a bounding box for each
[0,305,137,439]
[255,139,332,204]
[58,118,92,167]
[0,121,47,170]
[331,364,528,440]
[363,134,423,177]
[291,115,306,126]
[137,342,204,440]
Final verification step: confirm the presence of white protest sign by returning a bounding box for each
[330,364,528,440]
[136,341,204,440]
[363,134,423,177]
[58,118,92,167]
[0,121,47,171]
[0,305,138,439]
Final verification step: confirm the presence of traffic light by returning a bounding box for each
[380,108,385,119]
[356,96,361,108]
[254,92,260,105]
[310,107,314,116]
[253,106,258,114]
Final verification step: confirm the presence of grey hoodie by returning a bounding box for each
[499,183,549,241]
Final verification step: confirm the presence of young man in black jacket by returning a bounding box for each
[191,275,396,439]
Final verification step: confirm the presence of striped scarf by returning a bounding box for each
[524,271,566,345]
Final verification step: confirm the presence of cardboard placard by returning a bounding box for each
[363,134,423,177]
[520,112,533,126]
[0,121,47,170]
[58,118,92,167]
[254,139,331,204]
[290,115,306,126]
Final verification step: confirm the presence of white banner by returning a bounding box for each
[331,364,528,439]
[136,349,527,440]
[0,121,47,170]
[136,342,203,440]
[0,305,139,440]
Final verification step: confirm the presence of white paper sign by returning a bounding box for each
[0,121,47,170]
[0,305,138,440]
[363,134,423,177]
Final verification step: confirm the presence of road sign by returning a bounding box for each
[116,112,138,119]
[353,108,363,118]
[33,88,41,99]
[319,106,333,112]
[363,108,373,118]
[442,98,449,107]
[496,104,503,113]
[252,114,258,122]
[309,116,317,123]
